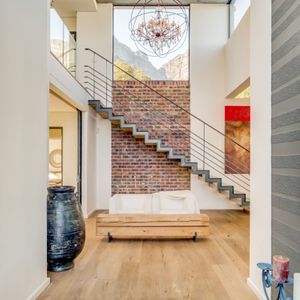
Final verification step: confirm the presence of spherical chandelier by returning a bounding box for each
[129,0,189,58]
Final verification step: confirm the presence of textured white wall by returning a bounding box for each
[247,0,272,299]
[0,0,50,299]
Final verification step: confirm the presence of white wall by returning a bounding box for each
[97,117,112,210]
[0,0,50,299]
[49,54,95,217]
[82,108,112,216]
[247,0,272,298]
[50,46,112,215]
[49,54,90,112]
[77,3,113,212]
[190,4,243,209]
[190,4,228,135]
[49,111,78,188]
[49,79,110,218]
[49,4,114,214]
[192,175,239,209]
[77,3,113,86]
[225,9,250,97]
[84,108,98,216]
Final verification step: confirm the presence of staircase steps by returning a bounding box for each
[89,100,250,208]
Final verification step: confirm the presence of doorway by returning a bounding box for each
[48,91,82,200]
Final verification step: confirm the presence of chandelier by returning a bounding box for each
[129,0,188,58]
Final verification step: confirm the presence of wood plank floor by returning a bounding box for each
[39,210,256,300]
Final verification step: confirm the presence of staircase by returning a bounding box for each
[84,48,250,207]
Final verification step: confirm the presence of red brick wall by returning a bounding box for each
[112,80,190,194]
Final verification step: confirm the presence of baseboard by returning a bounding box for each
[26,277,50,300]
[247,277,267,300]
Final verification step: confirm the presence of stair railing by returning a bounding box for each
[83,48,250,196]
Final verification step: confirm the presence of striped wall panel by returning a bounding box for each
[272,0,300,295]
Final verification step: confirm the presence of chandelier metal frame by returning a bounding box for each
[128,0,189,58]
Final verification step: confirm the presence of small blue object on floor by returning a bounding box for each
[257,262,293,300]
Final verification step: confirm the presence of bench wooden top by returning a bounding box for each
[96,214,210,239]
[96,213,209,226]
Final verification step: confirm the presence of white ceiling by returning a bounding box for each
[53,0,230,17]
[52,0,97,17]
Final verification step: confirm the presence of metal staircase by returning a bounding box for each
[84,48,250,207]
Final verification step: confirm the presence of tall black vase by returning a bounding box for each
[47,186,85,272]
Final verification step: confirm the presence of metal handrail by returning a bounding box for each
[83,48,251,192]
[86,72,251,184]
[85,47,250,153]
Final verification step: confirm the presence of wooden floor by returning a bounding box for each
[39,210,256,300]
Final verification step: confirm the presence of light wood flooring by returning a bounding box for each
[39,210,256,300]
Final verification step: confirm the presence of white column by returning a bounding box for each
[248,0,272,299]
[0,1,50,299]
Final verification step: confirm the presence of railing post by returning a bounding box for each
[93,52,96,100]
[203,124,206,169]
[106,60,108,108]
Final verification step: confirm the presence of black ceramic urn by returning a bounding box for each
[47,186,85,272]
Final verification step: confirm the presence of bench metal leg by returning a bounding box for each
[192,232,198,242]
[108,232,113,243]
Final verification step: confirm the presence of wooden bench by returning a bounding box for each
[96,214,209,242]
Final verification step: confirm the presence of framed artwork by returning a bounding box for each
[49,127,63,186]
[225,106,250,174]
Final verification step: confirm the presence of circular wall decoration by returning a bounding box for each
[49,149,62,169]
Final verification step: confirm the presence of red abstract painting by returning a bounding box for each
[225,106,250,174]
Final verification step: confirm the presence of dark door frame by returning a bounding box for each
[77,110,83,204]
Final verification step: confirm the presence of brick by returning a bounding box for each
[112,81,191,194]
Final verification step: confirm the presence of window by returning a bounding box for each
[50,8,76,76]
[235,86,250,99]
[113,6,190,81]
[230,0,250,35]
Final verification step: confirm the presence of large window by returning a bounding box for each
[114,6,189,81]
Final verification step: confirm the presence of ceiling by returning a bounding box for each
[53,0,230,18]
[96,0,231,4]
[52,0,97,17]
